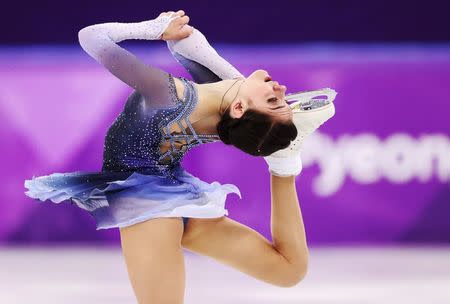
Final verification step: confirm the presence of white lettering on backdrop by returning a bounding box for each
[300,132,450,196]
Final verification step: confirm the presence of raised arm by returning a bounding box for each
[78,13,184,107]
[166,27,244,83]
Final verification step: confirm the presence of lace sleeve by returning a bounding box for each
[78,14,180,107]
[166,27,244,83]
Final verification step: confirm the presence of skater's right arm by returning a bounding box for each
[77,11,191,107]
[165,27,244,83]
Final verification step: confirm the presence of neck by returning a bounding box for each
[192,78,245,133]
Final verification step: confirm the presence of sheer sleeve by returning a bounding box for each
[78,14,179,108]
[166,27,244,83]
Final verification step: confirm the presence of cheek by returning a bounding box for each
[243,83,261,99]
[243,82,268,106]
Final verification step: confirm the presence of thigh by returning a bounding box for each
[181,216,299,287]
[119,217,185,304]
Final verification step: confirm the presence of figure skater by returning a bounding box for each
[24,10,336,304]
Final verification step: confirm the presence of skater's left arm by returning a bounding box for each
[77,11,192,107]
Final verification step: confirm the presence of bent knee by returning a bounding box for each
[274,266,308,288]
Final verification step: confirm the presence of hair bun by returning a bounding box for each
[217,120,232,144]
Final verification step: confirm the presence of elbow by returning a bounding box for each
[78,26,89,40]
[78,25,102,52]
[77,26,107,59]
[77,27,89,50]
[78,27,93,49]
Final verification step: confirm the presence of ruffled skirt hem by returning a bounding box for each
[24,167,242,230]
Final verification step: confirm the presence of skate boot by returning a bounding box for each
[277,87,336,157]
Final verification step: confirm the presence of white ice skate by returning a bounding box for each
[271,87,337,158]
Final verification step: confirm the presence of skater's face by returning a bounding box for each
[229,69,293,122]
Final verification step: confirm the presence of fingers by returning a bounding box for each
[159,10,185,18]
[176,15,190,25]
[159,9,192,40]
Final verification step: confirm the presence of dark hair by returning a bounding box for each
[216,107,298,156]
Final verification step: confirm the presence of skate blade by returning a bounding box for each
[286,88,337,111]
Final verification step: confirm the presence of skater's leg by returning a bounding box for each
[119,217,185,304]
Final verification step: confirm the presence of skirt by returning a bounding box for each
[24,165,242,230]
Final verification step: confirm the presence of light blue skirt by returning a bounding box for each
[24,166,242,230]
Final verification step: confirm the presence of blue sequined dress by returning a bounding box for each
[24,19,244,230]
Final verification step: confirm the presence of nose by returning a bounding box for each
[273,81,286,90]
[273,81,286,92]
[273,82,287,100]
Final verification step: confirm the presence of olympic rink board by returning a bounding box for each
[0,246,449,304]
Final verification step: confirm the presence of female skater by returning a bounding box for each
[24,10,335,303]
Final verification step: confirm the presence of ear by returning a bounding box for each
[229,98,245,119]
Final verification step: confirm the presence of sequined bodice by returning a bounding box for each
[101,75,221,176]
[78,16,243,179]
